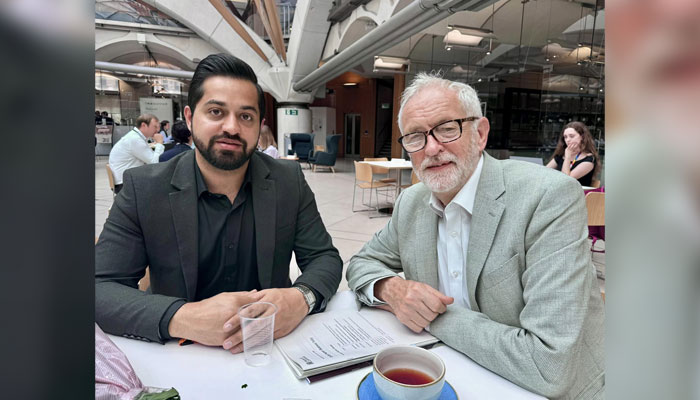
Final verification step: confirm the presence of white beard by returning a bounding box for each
[415,132,480,194]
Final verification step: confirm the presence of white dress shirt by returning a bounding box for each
[360,155,484,310]
[428,155,483,309]
[108,128,164,185]
[262,145,280,159]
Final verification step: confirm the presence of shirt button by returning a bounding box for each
[452,271,459,279]
[450,231,458,238]
[227,243,234,249]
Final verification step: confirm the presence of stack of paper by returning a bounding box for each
[274,292,438,380]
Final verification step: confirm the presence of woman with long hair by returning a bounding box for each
[257,125,279,159]
[159,120,172,143]
[546,121,600,186]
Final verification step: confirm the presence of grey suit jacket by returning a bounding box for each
[347,153,605,399]
[96,151,342,343]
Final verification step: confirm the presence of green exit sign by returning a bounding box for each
[285,109,298,115]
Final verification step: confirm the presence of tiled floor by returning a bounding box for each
[95,157,605,294]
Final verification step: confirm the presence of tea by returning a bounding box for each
[383,368,434,385]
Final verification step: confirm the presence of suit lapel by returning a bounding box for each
[169,151,199,301]
[250,154,276,289]
[413,193,440,289]
[466,154,505,311]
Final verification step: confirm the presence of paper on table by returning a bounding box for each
[276,306,436,371]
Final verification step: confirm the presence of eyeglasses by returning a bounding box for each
[398,117,480,153]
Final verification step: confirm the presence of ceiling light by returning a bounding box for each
[446,25,496,39]
[373,56,410,73]
[444,30,483,47]
[343,82,358,87]
[446,46,452,51]
[477,78,482,82]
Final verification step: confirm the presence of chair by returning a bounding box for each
[364,158,397,184]
[105,164,116,198]
[591,178,601,188]
[309,135,341,173]
[352,161,395,215]
[585,191,605,253]
[289,133,315,162]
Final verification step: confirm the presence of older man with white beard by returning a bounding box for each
[346,73,605,399]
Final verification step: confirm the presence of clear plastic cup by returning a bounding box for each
[238,302,277,367]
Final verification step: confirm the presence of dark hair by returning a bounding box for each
[188,53,265,121]
[550,121,601,178]
[160,120,170,131]
[170,121,191,144]
[135,114,158,129]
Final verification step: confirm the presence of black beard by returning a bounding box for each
[192,130,255,171]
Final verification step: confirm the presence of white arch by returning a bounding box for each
[138,0,314,102]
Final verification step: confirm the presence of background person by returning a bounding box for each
[101,111,116,125]
[159,120,172,144]
[257,124,279,159]
[546,121,600,186]
[108,113,163,194]
[159,121,193,162]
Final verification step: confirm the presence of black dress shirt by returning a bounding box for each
[193,164,259,299]
[158,162,259,339]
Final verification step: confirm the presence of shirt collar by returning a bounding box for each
[133,127,148,142]
[428,154,484,217]
[194,156,253,198]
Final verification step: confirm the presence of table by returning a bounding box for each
[361,159,414,209]
[108,293,544,400]
[279,156,299,161]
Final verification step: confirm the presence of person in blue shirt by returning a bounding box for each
[159,120,173,144]
[159,121,193,162]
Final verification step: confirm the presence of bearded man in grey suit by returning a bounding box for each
[347,73,604,399]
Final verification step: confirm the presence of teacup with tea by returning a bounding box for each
[372,346,446,400]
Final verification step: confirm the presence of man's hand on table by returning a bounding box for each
[153,133,164,144]
[225,287,308,354]
[167,290,264,347]
[374,276,454,333]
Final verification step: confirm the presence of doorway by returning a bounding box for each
[344,113,361,157]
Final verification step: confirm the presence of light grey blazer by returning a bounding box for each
[347,153,605,399]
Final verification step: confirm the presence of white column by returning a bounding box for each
[276,105,311,156]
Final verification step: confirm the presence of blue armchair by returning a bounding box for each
[289,133,315,161]
[309,135,341,173]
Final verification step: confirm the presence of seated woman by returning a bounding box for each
[257,125,279,159]
[546,121,600,186]
[159,120,172,144]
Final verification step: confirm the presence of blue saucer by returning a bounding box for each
[357,372,458,400]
